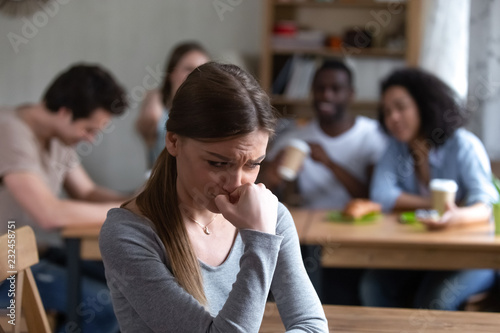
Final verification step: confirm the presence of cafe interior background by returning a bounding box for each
[0,0,499,195]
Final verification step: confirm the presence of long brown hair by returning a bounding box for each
[136,62,277,305]
[160,42,208,107]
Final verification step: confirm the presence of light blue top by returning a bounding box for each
[149,110,169,167]
[370,128,498,212]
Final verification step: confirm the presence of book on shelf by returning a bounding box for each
[272,56,294,95]
[272,30,326,50]
[283,55,316,99]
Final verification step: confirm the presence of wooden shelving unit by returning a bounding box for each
[260,0,416,119]
[272,46,406,58]
[271,95,379,119]
[274,0,403,9]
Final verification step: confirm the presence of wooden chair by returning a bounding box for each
[0,226,51,333]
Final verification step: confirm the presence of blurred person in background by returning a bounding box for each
[362,68,498,310]
[136,41,209,168]
[0,64,129,332]
[261,59,387,210]
[260,59,387,306]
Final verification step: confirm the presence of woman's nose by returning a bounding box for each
[385,108,399,124]
[221,170,243,194]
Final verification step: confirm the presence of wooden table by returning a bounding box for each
[260,303,500,332]
[60,209,311,330]
[287,208,312,243]
[61,210,500,329]
[303,211,500,270]
[61,208,311,261]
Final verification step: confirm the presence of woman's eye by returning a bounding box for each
[208,161,228,168]
[247,163,262,170]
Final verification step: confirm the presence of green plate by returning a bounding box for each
[399,211,418,224]
[327,211,381,225]
[399,211,427,231]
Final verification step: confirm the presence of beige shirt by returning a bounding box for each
[0,107,80,247]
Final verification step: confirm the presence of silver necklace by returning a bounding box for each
[186,214,218,235]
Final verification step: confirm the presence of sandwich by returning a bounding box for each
[342,199,382,219]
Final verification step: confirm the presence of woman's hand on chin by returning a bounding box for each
[214,183,278,234]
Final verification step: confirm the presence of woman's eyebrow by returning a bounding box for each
[251,155,266,163]
[206,152,231,161]
[205,152,266,163]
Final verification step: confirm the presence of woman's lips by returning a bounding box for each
[390,125,407,138]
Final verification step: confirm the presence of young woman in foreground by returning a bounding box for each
[100,62,328,332]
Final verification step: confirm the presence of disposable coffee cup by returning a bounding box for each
[429,179,458,215]
[277,139,310,181]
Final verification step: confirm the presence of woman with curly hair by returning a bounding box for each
[362,68,498,310]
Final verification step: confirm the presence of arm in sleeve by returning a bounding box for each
[269,204,328,333]
[0,121,39,177]
[458,139,499,206]
[370,131,388,165]
[370,139,406,212]
[99,215,284,333]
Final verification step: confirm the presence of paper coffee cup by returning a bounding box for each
[277,139,310,181]
[430,179,458,215]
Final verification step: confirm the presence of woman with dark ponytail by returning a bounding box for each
[99,62,328,332]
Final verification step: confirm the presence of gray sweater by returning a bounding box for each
[99,203,328,332]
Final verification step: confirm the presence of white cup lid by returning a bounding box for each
[287,139,310,154]
[278,166,297,181]
[430,179,458,192]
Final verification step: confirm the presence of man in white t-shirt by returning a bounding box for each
[261,60,387,306]
[263,60,387,210]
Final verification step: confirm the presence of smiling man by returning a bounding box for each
[261,60,388,307]
[263,59,387,210]
[0,64,129,333]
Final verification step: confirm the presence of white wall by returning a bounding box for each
[468,0,500,160]
[419,0,470,99]
[0,0,263,192]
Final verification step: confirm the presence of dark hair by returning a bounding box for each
[135,62,277,305]
[160,41,208,107]
[43,64,127,120]
[378,68,468,147]
[313,59,353,87]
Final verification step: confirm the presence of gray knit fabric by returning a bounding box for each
[99,203,328,332]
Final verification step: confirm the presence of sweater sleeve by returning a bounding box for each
[457,135,499,206]
[370,139,404,212]
[269,204,329,333]
[99,209,284,333]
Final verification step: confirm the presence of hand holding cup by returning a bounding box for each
[277,139,311,181]
[430,179,458,215]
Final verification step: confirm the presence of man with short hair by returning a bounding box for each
[263,59,387,209]
[0,64,129,333]
[261,59,387,306]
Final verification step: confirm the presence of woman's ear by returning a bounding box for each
[166,132,180,156]
[55,107,73,123]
